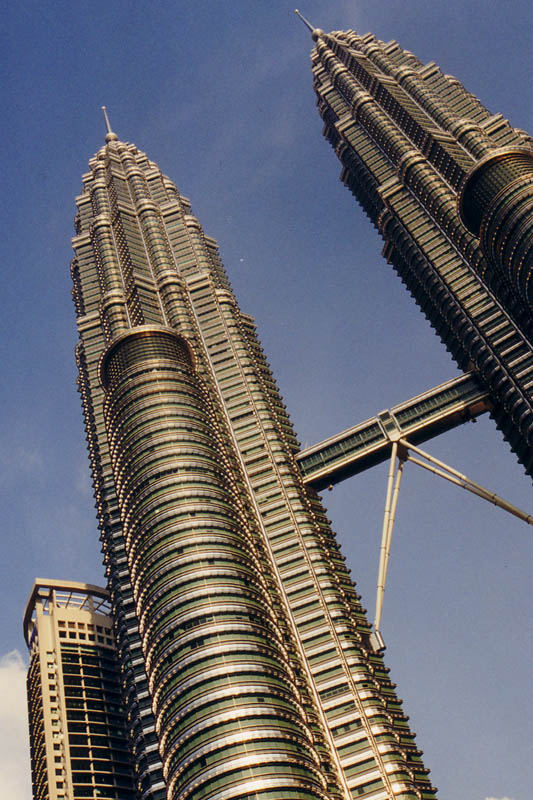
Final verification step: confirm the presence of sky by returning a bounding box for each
[1,1,532,799]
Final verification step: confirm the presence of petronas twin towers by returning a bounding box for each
[28,17,533,800]
[72,109,430,800]
[310,23,533,471]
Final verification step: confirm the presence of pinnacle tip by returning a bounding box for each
[294,8,317,35]
[101,106,118,142]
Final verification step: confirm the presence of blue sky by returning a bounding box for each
[1,2,532,799]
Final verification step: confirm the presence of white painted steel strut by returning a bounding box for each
[370,436,533,651]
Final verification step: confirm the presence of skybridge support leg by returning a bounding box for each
[372,443,405,651]
[369,437,533,652]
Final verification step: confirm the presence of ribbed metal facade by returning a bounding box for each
[100,327,326,800]
[309,27,533,472]
[71,130,436,799]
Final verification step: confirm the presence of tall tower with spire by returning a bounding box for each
[300,16,533,472]
[70,112,437,799]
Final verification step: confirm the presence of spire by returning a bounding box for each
[294,9,324,41]
[101,106,118,143]
[294,8,314,32]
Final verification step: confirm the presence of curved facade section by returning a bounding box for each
[459,148,533,305]
[101,327,327,800]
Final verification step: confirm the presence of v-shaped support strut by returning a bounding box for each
[370,437,533,651]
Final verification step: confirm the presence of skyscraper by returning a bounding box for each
[303,19,533,472]
[23,579,136,800]
[70,117,436,799]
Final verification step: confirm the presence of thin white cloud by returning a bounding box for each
[485,796,514,800]
[0,651,32,800]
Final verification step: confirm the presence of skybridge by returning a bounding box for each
[297,371,491,490]
[297,371,533,649]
